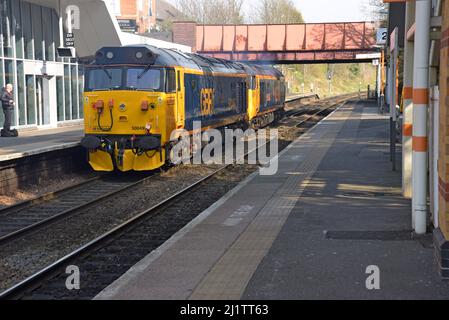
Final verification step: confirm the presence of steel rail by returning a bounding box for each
[0,174,154,246]
[0,164,233,300]
[0,95,353,300]
[0,175,102,216]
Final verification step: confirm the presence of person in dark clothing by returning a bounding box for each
[1,84,15,136]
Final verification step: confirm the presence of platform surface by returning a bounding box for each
[95,100,449,300]
[0,125,83,162]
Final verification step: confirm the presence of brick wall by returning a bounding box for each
[120,0,136,16]
[0,147,88,195]
[117,0,157,33]
[438,0,449,239]
[173,22,197,51]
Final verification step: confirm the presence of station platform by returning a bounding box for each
[95,99,449,300]
[0,125,83,162]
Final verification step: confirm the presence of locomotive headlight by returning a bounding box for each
[106,51,114,59]
[135,51,143,59]
[145,122,152,132]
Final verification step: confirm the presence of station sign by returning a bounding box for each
[356,53,382,60]
[118,19,137,33]
[65,33,74,47]
[377,28,387,45]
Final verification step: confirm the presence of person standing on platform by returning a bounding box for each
[1,83,17,137]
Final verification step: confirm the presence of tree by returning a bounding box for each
[252,0,304,24]
[175,0,244,24]
[362,0,388,26]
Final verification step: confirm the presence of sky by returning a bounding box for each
[294,0,371,23]
[242,0,372,23]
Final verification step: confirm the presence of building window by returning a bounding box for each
[56,76,64,121]
[71,64,78,119]
[2,0,13,58]
[0,60,3,124]
[109,0,121,16]
[64,64,71,120]
[52,9,61,61]
[4,59,14,125]
[78,65,84,118]
[21,1,33,60]
[0,1,84,128]
[4,58,13,86]
[26,75,36,125]
[31,4,43,60]
[17,60,25,125]
[12,0,23,59]
[43,7,54,61]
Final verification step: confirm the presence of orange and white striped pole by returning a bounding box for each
[402,1,415,199]
[412,0,431,234]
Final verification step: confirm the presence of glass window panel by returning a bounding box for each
[165,69,176,93]
[21,1,32,59]
[64,64,71,120]
[56,76,64,121]
[43,7,53,61]
[17,61,25,125]
[0,0,3,58]
[0,60,4,89]
[4,58,14,87]
[0,60,3,124]
[26,75,35,125]
[31,4,43,60]
[51,10,61,62]
[2,0,13,58]
[78,65,84,118]
[12,0,22,59]
[126,68,162,91]
[4,59,14,125]
[87,68,122,91]
[71,64,78,119]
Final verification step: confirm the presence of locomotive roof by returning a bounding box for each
[92,45,283,79]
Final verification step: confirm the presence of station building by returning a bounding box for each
[0,0,189,131]
[382,0,449,276]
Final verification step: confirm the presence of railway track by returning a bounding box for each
[0,173,154,245]
[0,92,325,246]
[0,95,354,300]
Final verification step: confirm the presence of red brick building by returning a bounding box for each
[106,0,157,33]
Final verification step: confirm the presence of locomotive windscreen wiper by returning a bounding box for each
[100,65,112,80]
[138,65,152,79]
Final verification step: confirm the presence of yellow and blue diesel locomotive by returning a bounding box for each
[81,45,285,171]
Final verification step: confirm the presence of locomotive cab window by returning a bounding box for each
[249,76,256,90]
[86,67,122,91]
[166,69,176,93]
[126,67,163,91]
[85,66,164,92]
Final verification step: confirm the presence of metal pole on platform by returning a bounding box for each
[412,0,431,235]
[376,61,382,104]
[379,50,385,114]
[59,0,64,48]
[402,1,415,199]
[389,28,398,171]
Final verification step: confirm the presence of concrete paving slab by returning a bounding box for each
[0,125,83,161]
[95,99,449,300]
[243,100,449,300]
[95,100,349,300]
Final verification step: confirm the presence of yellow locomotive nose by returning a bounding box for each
[82,91,168,172]
[84,91,163,135]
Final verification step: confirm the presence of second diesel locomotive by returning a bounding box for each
[81,45,285,171]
